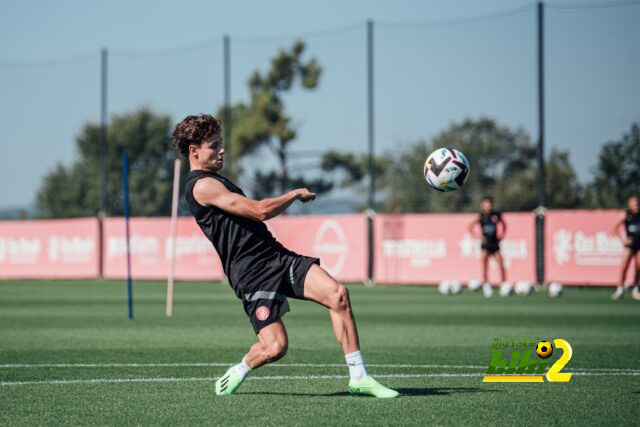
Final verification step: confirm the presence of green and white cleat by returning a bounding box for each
[215,366,245,396]
[348,376,399,399]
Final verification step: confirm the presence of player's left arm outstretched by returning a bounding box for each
[193,177,315,221]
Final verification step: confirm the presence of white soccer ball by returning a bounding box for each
[467,279,482,292]
[438,280,451,295]
[449,280,463,295]
[499,281,513,297]
[424,147,470,192]
[514,281,532,296]
[548,282,564,298]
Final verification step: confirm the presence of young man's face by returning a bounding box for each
[481,199,492,213]
[189,133,224,171]
[629,197,639,214]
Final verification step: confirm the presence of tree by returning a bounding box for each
[323,117,583,213]
[36,108,176,218]
[584,122,640,208]
[217,40,328,197]
[493,148,583,211]
[380,118,536,213]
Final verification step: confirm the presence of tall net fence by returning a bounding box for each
[0,53,99,212]
[376,5,537,211]
[110,39,223,124]
[1,2,638,216]
[231,25,366,214]
[546,1,640,181]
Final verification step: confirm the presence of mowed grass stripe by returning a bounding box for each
[2,371,640,387]
[1,363,638,373]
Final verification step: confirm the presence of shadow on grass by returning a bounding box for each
[239,387,501,397]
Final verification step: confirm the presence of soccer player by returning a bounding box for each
[611,195,640,301]
[172,114,398,398]
[468,196,507,296]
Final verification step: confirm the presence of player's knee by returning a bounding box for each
[265,339,288,361]
[332,284,350,313]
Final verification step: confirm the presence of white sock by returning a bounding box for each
[345,350,368,382]
[234,355,252,379]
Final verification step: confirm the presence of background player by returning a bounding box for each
[172,114,398,398]
[611,195,640,300]
[468,196,507,295]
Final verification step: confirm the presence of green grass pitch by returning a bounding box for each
[1,280,639,425]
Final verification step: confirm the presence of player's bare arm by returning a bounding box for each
[497,217,506,240]
[613,216,629,244]
[468,219,479,236]
[193,177,316,221]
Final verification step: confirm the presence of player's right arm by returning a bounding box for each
[468,219,479,236]
[193,177,315,221]
[613,215,629,244]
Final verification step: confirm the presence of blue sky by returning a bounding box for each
[1,0,639,209]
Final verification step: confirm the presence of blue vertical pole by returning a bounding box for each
[123,151,133,320]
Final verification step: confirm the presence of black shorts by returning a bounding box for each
[240,254,319,334]
[627,239,640,254]
[481,240,500,255]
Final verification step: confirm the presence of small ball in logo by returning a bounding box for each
[256,306,270,321]
[536,340,553,359]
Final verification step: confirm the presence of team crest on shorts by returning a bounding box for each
[256,306,270,321]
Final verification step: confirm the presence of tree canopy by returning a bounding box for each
[36,108,176,218]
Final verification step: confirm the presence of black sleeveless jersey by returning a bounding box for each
[625,209,640,240]
[185,170,292,296]
[479,211,502,242]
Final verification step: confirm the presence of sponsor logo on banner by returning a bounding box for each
[48,235,95,263]
[313,220,349,275]
[553,229,623,266]
[382,238,447,267]
[165,234,216,259]
[107,235,160,261]
[0,237,41,264]
[458,233,528,267]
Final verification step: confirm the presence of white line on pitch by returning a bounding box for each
[0,373,479,386]
[0,362,637,373]
[1,371,639,387]
[0,363,487,369]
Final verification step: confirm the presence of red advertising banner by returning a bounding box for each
[0,218,99,279]
[103,215,367,282]
[267,215,368,283]
[102,217,224,280]
[373,213,536,285]
[545,210,632,285]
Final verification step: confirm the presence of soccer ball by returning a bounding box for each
[499,281,513,297]
[467,279,482,292]
[536,341,553,359]
[514,281,532,296]
[548,282,564,298]
[438,280,451,295]
[449,280,463,295]
[424,148,470,192]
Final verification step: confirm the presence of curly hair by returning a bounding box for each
[172,114,221,157]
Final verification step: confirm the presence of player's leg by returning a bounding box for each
[481,249,493,297]
[302,264,398,398]
[215,321,288,396]
[481,249,490,283]
[631,249,640,300]
[494,251,507,283]
[612,248,633,300]
[246,320,288,368]
[303,264,359,353]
